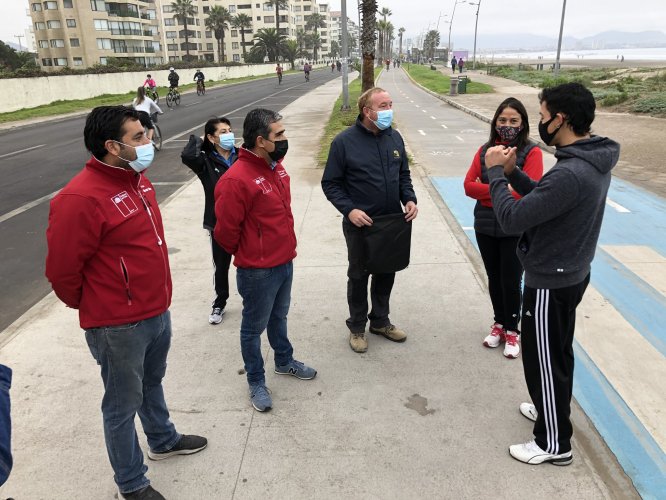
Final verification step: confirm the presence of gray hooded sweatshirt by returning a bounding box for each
[487,136,620,289]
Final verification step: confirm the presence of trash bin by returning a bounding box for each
[449,76,459,96]
[457,75,468,94]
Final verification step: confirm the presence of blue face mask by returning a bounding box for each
[372,109,393,130]
[219,132,235,151]
[116,141,154,173]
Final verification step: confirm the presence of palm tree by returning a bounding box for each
[360,0,378,91]
[398,27,405,59]
[385,22,394,61]
[282,39,299,69]
[423,29,440,61]
[296,28,307,56]
[329,40,340,59]
[380,6,392,23]
[251,27,286,62]
[265,0,288,60]
[171,0,196,61]
[376,19,388,63]
[305,32,322,62]
[206,6,232,63]
[231,13,253,60]
[306,12,327,36]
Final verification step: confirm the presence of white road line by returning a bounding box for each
[422,109,427,113]
[441,124,448,129]
[418,130,426,136]
[184,101,201,107]
[462,226,474,230]
[415,104,420,108]
[0,190,58,224]
[606,198,631,213]
[0,144,46,159]
[431,116,437,120]
[455,136,464,142]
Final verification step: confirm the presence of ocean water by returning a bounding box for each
[489,47,666,62]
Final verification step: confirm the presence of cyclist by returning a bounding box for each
[132,86,163,143]
[193,69,205,90]
[143,74,157,93]
[304,62,311,82]
[275,63,283,84]
[168,67,180,91]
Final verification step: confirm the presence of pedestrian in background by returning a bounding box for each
[46,106,207,499]
[322,87,418,354]
[132,86,162,143]
[451,56,458,74]
[214,108,317,413]
[485,83,619,466]
[181,117,238,325]
[458,57,465,73]
[464,97,543,358]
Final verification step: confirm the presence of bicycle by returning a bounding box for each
[277,72,282,85]
[196,80,205,96]
[165,87,181,108]
[149,112,162,151]
[144,86,159,105]
[304,72,310,82]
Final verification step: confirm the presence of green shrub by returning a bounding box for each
[632,93,666,114]
[601,92,629,106]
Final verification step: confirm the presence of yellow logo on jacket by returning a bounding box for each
[393,150,401,158]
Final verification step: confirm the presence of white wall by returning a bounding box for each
[1,64,279,113]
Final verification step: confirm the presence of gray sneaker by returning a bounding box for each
[209,307,225,325]
[249,384,272,412]
[274,359,317,380]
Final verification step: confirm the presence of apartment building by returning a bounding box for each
[27,0,332,70]
[329,10,359,60]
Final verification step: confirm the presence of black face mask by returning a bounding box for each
[266,139,289,162]
[538,115,561,146]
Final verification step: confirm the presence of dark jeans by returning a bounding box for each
[521,274,590,455]
[475,232,523,331]
[236,262,295,386]
[85,311,180,494]
[209,230,232,310]
[0,364,11,486]
[342,222,395,333]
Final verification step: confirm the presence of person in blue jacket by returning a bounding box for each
[321,87,418,354]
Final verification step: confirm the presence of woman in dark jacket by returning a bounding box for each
[463,98,544,358]
[181,117,238,325]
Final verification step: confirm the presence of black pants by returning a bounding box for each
[521,274,590,455]
[209,230,232,310]
[475,232,523,331]
[342,222,394,333]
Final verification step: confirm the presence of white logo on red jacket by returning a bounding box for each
[254,176,273,194]
[278,169,288,178]
[111,191,139,218]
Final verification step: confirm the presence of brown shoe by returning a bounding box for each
[369,324,407,343]
[349,333,368,353]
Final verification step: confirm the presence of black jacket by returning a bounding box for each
[181,135,237,230]
[321,116,417,218]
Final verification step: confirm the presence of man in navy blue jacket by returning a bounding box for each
[322,87,418,353]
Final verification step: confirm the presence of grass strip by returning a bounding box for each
[404,63,494,95]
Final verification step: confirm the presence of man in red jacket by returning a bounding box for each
[214,108,316,413]
[45,106,206,500]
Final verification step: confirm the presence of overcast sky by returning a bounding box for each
[2,0,665,47]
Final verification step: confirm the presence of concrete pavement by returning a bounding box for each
[0,74,637,499]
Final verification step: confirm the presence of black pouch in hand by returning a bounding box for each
[363,213,412,274]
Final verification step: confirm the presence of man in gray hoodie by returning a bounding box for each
[485,82,620,466]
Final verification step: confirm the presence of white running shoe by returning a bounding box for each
[509,440,573,466]
[519,402,538,422]
[482,323,504,348]
[503,331,520,358]
[209,307,225,325]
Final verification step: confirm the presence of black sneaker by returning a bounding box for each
[147,434,208,461]
[120,485,165,499]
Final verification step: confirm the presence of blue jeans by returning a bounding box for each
[0,364,12,486]
[236,261,295,386]
[85,311,180,494]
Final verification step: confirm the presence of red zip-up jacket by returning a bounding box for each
[45,156,172,329]
[214,148,297,269]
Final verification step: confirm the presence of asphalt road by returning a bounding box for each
[0,68,341,335]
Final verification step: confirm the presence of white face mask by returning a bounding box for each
[114,141,155,172]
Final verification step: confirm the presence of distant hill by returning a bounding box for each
[445,31,666,52]
[3,41,30,52]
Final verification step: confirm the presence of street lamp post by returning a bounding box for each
[341,0,350,110]
[468,0,481,69]
[447,0,466,62]
[554,0,567,76]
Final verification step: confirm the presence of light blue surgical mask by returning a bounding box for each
[219,132,235,151]
[115,141,155,173]
[372,109,393,130]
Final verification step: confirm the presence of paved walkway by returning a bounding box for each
[0,74,640,499]
[433,68,666,199]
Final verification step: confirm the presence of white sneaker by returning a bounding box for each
[482,323,504,348]
[519,402,538,422]
[503,331,520,358]
[509,439,573,466]
[209,307,225,325]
